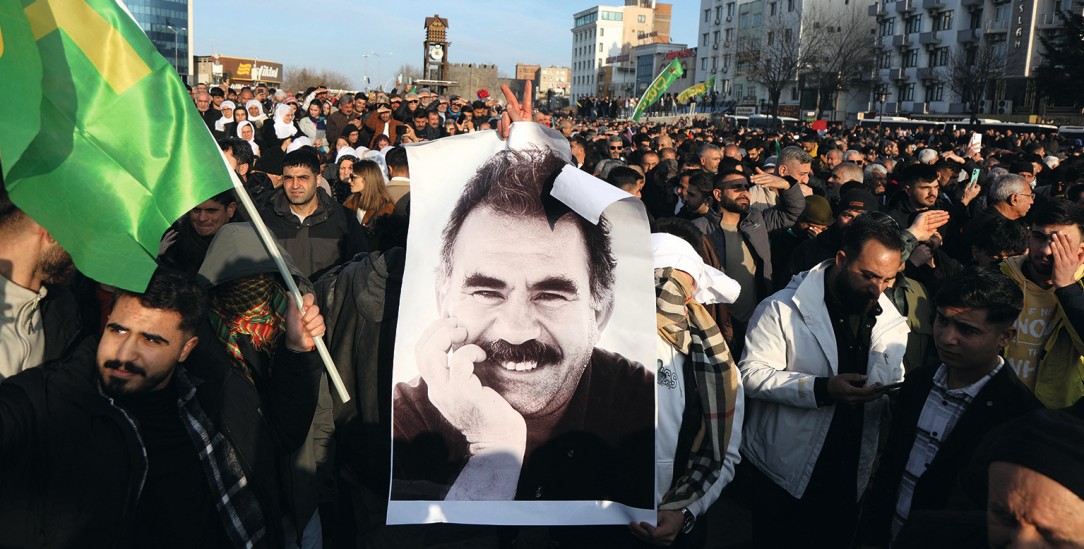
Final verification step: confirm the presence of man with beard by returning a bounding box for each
[0,269,325,547]
[693,168,805,354]
[740,215,909,548]
[0,182,82,380]
[391,147,655,507]
[999,199,1084,408]
[883,163,943,229]
[158,190,237,276]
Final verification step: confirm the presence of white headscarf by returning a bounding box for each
[272,103,298,140]
[245,100,267,125]
[285,136,312,153]
[214,101,237,132]
[650,233,741,305]
[235,121,260,156]
[335,146,357,164]
[362,149,389,183]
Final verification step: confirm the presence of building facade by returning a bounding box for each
[123,0,192,83]
[194,56,283,87]
[633,43,698,99]
[570,1,673,102]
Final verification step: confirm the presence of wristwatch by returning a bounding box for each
[680,507,696,535]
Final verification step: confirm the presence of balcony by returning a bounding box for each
[984,19,1009,33]
[896,0,916,13]
[957,27,981,42]
[921,0,943,10]
[892,33,911,47]
[919,31,941,45]
[916,67,939,80]
[1037,12,1061,28]
[883,67,905,80]
[960,0,982,5]
[868,2,887,17]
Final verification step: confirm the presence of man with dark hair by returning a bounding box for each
[158,190,237,275]
[1000,198,1084,408]
[0,269,326,547]
[392,147,654,506]
[0,179,82,380]
[257,148,367,280]
[740,214,910,548]
[677,171,713,222]
[884,163,943,228]
[325,92,354,146]
[859,267,1042,547]
[606,165,645,198]
[384,145,411,214]
[970,215,1029,267]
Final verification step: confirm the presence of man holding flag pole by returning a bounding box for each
[0,0,347,546]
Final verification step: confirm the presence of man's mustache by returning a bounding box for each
[103,360,147,378]
[476,339,563,367]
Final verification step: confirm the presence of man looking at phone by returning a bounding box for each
[739,215,909,547]
[858,267,1042,547]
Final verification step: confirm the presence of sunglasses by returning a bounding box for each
[407,100,419,104]
[610,145,623,150]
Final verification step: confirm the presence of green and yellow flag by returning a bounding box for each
[0,0,231,291]
[631,59,684,121]
[677,76,716,105]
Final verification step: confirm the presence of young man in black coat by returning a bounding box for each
[858,267,1043,547]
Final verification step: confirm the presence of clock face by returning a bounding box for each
[428,44,444,62]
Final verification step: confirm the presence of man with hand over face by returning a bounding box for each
[391,147,654,508]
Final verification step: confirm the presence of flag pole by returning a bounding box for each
[215,151,351,404]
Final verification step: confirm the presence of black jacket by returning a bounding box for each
[258,188,368,281]
[0,329,321,548]
[858,363,1042,547]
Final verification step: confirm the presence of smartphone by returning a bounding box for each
[969,132,982,149]
[872,381,906,393]
[966,168,981,191]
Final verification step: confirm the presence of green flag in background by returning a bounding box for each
[631,59,684,121]
[677,76,716,104]
[0,0,232,291]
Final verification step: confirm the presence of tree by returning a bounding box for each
[1036,10,1084,110]
[397,64,422,89]
[946,43,1003,123]
[737,14,804,120]
[800,2,877,117]
[281,66,352,93]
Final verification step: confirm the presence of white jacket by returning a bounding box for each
[738,260,908,500]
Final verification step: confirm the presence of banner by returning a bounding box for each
[0,0,232,291]
[388,123,657,526]
[631,59,684,121]
[677,76,716,105]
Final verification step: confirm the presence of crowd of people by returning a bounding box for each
[2,78,1084,549]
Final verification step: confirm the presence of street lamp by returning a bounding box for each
[165,22,183,78]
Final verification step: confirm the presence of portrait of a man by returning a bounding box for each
[390,146,655,515]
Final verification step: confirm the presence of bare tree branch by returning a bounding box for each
[282,66,353,93]
[737,13,804,119]
[946,43,1003,119]
[800,2,877,116]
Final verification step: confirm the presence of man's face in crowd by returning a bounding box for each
[724,145,742,161]
[684,185,710,214]
[38,240,74,286]
[239,89,254,104]
[406,97,420,111]
[844,152,864,166]
[282,165,318,208]
[836,208,864,228]
[800,140,815,154]
[256,87,267,100]
[414,114,428,130]
[1027,223,1084,277]
[713,174,751,215]
[439,208,609,418]
[934,306,1014,374]
[608,140,624,159]
[212,95,224,108]
[473,106,487,119]
[195,93,211,112]
[833,240,900,314]
[97,296,198,396]
[907,178,940,208]
[354,97,367,113]
[188,199,236,238]
[437,98,449,113]
[987,461,1084,548]
[884,141,899,157]
[428,112,441,129]
[797,220,828,238]
[867,170,888,195]
[641,152,659,173]
[779,159,812,185]
[700,149,722,173]
[824,150,843,170]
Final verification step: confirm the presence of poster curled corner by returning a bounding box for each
[551,164,640,225]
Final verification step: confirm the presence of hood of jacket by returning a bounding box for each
[197,223,304,289]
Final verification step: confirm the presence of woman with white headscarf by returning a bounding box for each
[245,100,268,129]
[235,121,260,157]
[214,100,236,133]
[255,103,299,174]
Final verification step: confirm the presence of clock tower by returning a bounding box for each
[423,15,449,91]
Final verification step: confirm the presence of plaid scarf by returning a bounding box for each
[208,274,288,382]
[654,267,741,511]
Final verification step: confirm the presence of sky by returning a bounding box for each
[192,0,699,89]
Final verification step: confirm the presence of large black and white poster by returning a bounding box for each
[388,123,657,526]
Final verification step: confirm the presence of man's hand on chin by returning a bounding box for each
[416,317,526,500]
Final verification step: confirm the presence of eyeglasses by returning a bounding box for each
[610,145,623,150]
[407,100,419,104]
[1014,192,1036,199]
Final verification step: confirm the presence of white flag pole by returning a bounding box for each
[215,150,351,404]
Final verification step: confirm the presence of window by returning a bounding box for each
[702,57,709,70]
[905,15,922,34]
[703,33,710,46]
[714,30,720,43]
[879,17,896,36]
[969,9,982,29]
[788,0,795,12]
[638,15,646,23]
[930,47,949,67]
[725,29,734,41]
[739,14,749,28]
[727,2,735,17]
[599,28,604,36]
[753,13,762,26]
[705,9,710,22]
[785,28,793,42]
[900,82,915,101]
[770,2,777,15]
[903,48,918,67]
[877,51,893,68]
[937,10,953,31]
[768,31,775,45]
[575,13,597,27]
[925,83,944,102]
